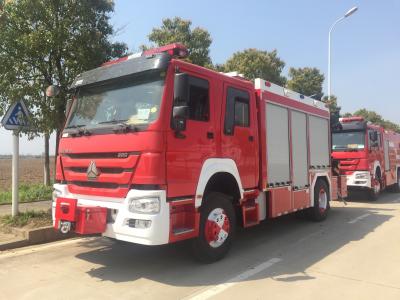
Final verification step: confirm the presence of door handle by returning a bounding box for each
[207,132,214,139]
[248,135,254,142]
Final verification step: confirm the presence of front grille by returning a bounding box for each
[69,181,129,189]
[66,167,133,174]
[62,151,140,198]
[65,152,140,159]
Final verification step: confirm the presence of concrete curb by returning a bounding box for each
[0,199,51,206]
[0,226,76,251]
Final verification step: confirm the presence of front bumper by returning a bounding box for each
[52,184,170,245]
[345,171,371,189]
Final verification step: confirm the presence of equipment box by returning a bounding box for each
[75,206,107,234]
[55,198,77,223]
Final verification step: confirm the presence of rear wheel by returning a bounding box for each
[192,192,236,263]
[308,179,330,222]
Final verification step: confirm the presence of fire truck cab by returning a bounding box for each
[332,117,400,199]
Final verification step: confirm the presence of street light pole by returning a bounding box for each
[328,6,358,101]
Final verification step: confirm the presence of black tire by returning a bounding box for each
[307,179,330,222]
[392,170,400,193]
[191,192,236,263]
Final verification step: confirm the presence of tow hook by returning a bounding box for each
[59,221,72,234]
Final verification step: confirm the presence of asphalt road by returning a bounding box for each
[1,192,399,300]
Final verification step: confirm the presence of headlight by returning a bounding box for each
[52,189,62,202]
[128,197,160,214]
[355,173,369,179]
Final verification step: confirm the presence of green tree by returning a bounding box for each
[0,0,127,184]
[222,49,286,85]
[341,112,353,118]
[147,17,212,67]
[287,67,324,99]
[352,109,386,124]
[351,109,400,133]
[322,95,341,128]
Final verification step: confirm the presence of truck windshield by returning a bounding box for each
[66,71,165,129]
[332,131,365,151]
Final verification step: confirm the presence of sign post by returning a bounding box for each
[12,132,19,217]
[1,100,31,217]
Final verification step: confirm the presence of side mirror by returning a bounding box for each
[172,106,189,131]
[174,73,189,105]
[45,85,60,97]
[369,132,374,141]
[369,131,379,148]
[173,105,189,119]
[369,131,378,142]
[373,131,378,142]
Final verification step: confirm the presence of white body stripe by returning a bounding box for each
[254,78,328,111]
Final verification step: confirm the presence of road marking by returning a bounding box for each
[186,257,282,300]
[348,213,371,224]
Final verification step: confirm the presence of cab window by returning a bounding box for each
[224,87,250,135]
[186,76,209,121]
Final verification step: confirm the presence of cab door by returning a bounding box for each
[220,84,258,188]
[368,129,383,172]
[166,73,216,198]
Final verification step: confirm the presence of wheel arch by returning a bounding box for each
[372,160,381,178]
[310,172,331,206]
[195,158,243,208]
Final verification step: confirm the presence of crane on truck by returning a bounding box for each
[332,117,400,200]
[52,43,347,262]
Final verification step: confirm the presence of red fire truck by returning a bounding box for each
[332,117,400,200]
[52,44,346,262]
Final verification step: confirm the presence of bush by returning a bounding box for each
[0,184,53,204]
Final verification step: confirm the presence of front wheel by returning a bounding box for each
[368,174,381,201]
[307,179,330,222]
[191,192,236,263]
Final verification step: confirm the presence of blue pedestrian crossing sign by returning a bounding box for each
[1,100,31,130]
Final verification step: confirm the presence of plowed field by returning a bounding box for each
[0,157,54,191]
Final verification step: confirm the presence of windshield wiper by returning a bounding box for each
[64,124,91,136]
[98,119,128,125]
[65,124,86,129]
[98,119,139,133]
[333,148,361,152]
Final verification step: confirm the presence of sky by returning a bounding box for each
[1,0,399,155]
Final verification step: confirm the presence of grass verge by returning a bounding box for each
[0,184,53,205]
[0,210,52,229]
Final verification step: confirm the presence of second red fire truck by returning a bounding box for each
[52,44,347,262]
[332,117,400,200]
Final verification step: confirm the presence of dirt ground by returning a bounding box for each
[0,157,55,191]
